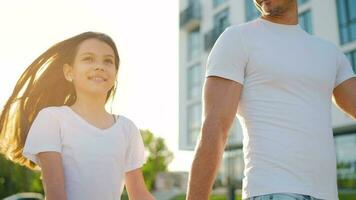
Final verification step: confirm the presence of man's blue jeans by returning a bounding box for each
[244,193,323,200]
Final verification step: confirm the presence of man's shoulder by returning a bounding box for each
[308,35,339,51]
[221,19,261,41]
[227,18,260,32]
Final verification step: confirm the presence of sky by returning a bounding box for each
[0,0,195,171]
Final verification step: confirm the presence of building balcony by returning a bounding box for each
[204,26,227,51]
[180,3,201,31]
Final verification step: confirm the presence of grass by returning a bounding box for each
[339,193,356,200]
[170,194,242,200]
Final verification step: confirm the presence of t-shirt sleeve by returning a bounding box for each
[205,26,249,85]
[22,108,62,165]
[124,120,146,172]
[334,50,356,88]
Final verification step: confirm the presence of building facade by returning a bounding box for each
[179,0,356,190]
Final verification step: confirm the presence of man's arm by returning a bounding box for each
[37,152,67,200]
[333,77,356,119]
[186,76,243,200]
[125,168,155,200]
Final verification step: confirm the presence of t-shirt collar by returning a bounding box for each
[258,17,302,31]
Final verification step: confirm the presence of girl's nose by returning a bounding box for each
[94,65,104,71]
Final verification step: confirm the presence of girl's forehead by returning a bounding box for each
[76,38,115,57]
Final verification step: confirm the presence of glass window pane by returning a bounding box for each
[351,23,356,42]
[297,0,309,5]
[187,28,201,60]
[187,64,202,99]
[214,9,230,34]
[213,0,227,7]
[245,0,260,21]
[351,51,356,73]
[345,51,356,73]
[299,10,313,34]
[187,103,202,145]
[348,0,356,21]
[340,27,349,44]
[337,0,347,25]
[337,0,356,44]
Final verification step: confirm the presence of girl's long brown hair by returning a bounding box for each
[0,32,120,169]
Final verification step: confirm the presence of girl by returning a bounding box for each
[0,32,155,200]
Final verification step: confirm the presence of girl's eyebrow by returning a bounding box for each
[103,55,114,58]
[80,52,95,57]
[80,52,95,56]
[80,52,114,58]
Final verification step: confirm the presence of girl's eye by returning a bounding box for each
[82,57,93,62]
[104,59,114,65]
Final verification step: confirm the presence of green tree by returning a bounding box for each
[0,155,43,198]
[141,129,174,191]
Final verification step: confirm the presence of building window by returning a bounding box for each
[299,10,313,34]
[205,9,230,50]
[187,63,202,100]
[187,103,202,145]
[335,132,356,189]
[214,8,230,35]
[297,0,310,5]
[346,50,356,73]
[336,0,356,44]
[245,0,260,21]
[180,0,201,30]
[187,28,201,61]
[213,0,227,8]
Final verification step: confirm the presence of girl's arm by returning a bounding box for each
[37,152,67,200]
[125,168,155,200]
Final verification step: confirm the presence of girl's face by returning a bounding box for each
[64,38,117,99]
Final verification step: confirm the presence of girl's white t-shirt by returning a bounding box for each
[23,106,145,200]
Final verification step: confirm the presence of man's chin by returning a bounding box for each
[261,10,272,16]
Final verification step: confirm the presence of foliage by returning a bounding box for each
[0,155,43,198]
[141,129,174,191]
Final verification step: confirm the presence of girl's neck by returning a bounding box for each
[70,93,109,116]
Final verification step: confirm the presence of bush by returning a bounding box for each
[0,155,43,198]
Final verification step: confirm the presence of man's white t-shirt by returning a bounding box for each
[206,17,356,200]
[23,106,145,200]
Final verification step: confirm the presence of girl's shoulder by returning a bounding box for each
[39,105,67,114]
[36,106,69,120]
[115,115,140,137]
[116,115,137,129]
[39,105,66,112]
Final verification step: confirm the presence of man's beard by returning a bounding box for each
[259,0,294,17]
[264,5,286,16]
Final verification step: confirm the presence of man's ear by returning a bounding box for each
[63,64,73,82]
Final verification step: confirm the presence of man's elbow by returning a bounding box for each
[346,102,356,120]
[350,109,356,120]
[200,117,231,147]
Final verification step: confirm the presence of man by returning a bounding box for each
[186,0,356,200]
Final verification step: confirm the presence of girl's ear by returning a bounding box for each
[63,64,73,82]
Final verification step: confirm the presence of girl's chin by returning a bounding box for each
[82,89,112,97]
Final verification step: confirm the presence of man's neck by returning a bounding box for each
[261,14,298,25]
[261,2,299,25]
